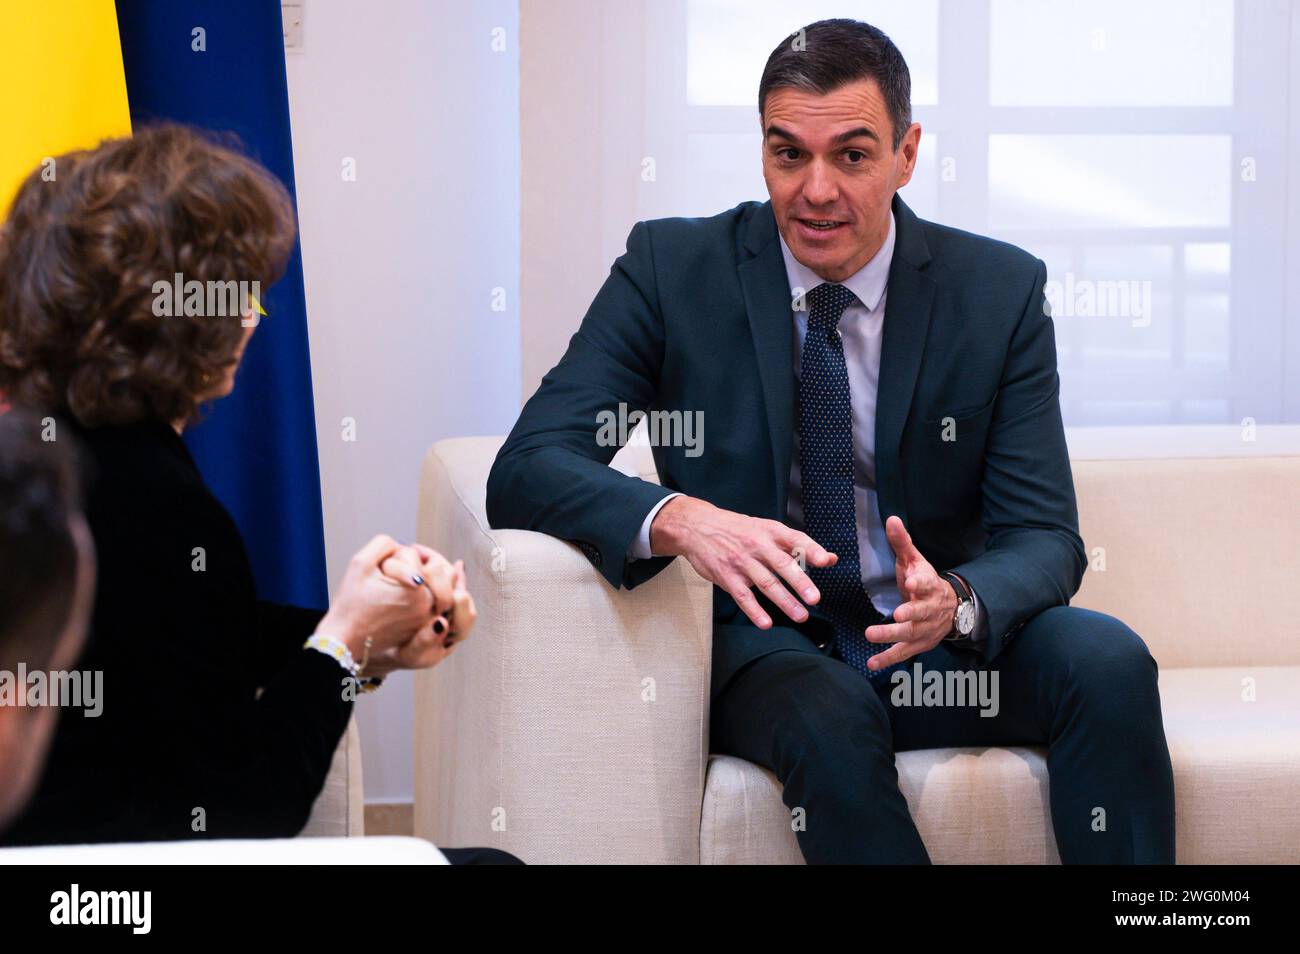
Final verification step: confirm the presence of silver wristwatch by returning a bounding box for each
[943,572,976,640]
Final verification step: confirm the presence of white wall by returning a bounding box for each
[285,0,521,803]
[519,0,646,398]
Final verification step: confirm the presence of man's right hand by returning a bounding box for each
[649,496,836,629]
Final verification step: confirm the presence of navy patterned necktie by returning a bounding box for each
[798,282,891,679]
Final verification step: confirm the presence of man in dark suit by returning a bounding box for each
[488,18,1175,863]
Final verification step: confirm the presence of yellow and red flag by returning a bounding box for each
[0,0,132,213]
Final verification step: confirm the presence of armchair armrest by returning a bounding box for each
[413,437,713,863]
[301,715,364,837]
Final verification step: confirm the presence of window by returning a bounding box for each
[623,0,1298,436]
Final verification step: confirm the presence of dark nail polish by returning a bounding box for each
[412,574,425,586]
[432,618,446,635]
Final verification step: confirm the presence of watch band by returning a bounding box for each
[942,572,975,640]
[943,572,972,603]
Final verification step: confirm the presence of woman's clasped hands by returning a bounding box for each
[313,536,477,682]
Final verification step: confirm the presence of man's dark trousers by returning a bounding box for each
[711,605,1176,864]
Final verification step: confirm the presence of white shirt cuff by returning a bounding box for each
[969,585,988,642]
[628,493,684,560]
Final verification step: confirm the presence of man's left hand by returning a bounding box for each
[863,515,957,672]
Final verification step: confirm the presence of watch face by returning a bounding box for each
[956,600,976,635]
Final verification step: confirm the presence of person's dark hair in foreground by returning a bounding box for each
[0,125,518,862]
[0,410,95,832]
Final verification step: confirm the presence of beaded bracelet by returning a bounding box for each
[304,633,358,676]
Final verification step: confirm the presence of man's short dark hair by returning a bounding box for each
[758,18,912,151]
[0,411,84,668]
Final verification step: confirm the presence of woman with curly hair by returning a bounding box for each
[0,125,499,857]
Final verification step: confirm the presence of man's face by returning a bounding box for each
[761,79,920,283]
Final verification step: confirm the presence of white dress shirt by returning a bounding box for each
[629,210,983,637]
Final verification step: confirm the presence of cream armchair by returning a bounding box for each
[413,437,1300,864]
[413,437,713,863]
[301,717,365,837]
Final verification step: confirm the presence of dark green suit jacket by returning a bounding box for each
[487,194,1086,694]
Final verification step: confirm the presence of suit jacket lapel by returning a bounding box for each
[874,194,936,528]
[738,202,796,520]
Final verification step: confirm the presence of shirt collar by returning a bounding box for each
[777,209,896,312]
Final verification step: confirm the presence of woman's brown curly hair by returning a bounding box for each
[0,123,297,427]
